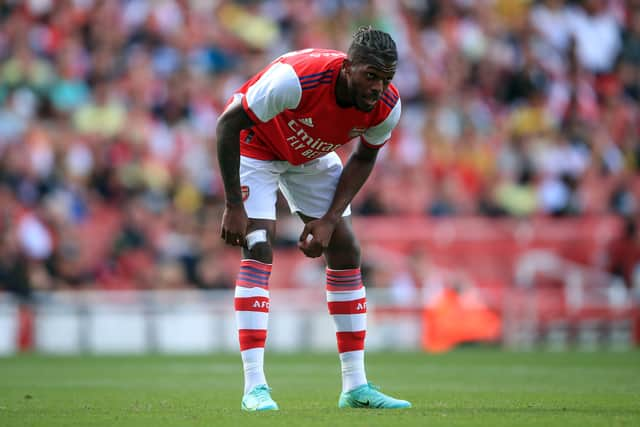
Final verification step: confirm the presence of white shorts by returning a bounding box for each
[240,152,352,220]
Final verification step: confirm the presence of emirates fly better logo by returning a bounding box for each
[286,120,342,160]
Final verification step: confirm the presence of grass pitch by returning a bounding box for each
[0,349,638,427]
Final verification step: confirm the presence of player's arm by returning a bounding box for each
[216,63,302,246]
[324,141,379,223]
[216,97,255,246]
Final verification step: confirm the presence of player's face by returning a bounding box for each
[347,62,395,112]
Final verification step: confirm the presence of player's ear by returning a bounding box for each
[343,58,352,76]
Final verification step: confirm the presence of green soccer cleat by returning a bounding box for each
[338,383,412,409]
[241,384,279,412]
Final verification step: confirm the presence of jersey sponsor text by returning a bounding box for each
[287,120,342,160]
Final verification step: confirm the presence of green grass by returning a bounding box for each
[0,350,638,426]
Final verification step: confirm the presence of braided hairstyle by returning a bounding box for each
[347,26,397,68]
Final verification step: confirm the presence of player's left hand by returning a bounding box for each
[298,218,336,258]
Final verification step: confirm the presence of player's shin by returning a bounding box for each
[326,267,368,393]
[235,259,272,394]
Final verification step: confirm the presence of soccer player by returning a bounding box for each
[216,26,411,411]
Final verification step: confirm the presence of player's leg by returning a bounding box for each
[323,218,411,409]
[297,213,368,391]
[320,216,366,392]
[235,157,281,411]
[282,155,368,397]
[281,154,409,408]
[237,219,277,411]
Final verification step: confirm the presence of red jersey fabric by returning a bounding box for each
[230,48,401,165]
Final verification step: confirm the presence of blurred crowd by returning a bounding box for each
[1,0,639,294]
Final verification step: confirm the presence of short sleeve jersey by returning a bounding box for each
[230,48,401,165]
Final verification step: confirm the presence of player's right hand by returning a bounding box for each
[221,202,248,247]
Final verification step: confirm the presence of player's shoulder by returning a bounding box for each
[276,48,345,77]
[278,48,346,63]
[376,83,401,115]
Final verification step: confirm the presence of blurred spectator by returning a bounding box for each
[72,80,127,138]
[388,246,447,305]
[606,216,640,289]
[195,250,234,290]
[620,6,640,100]
[565,0,622,74]
[0,228,31,300]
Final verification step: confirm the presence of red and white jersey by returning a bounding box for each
[230,48,401,165]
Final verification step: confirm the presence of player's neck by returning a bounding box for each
[335,68,353,109]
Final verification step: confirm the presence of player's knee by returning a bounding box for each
[326,239,360,268]
[242,228,273,263]
[331,232,360,255]
[243,241,273,264]
[342,240,360,260]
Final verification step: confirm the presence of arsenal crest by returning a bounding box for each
[348,127,366,139]
[241,185,250,201]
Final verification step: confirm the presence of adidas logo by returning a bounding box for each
[299,117,314,127]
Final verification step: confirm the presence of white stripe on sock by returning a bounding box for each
[331,313,367,332]
[235,311,269,330]
[339,350,367,393]
[235,286,270,298]
[241,347,267,394]
[326,287,366,302]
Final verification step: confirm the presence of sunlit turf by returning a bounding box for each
[0,349,638,426]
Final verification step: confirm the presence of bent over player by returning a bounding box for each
[216,27,411,411]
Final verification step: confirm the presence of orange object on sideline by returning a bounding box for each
[422,287,501,353]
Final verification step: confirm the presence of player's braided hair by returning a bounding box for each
[347,26,397,67]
